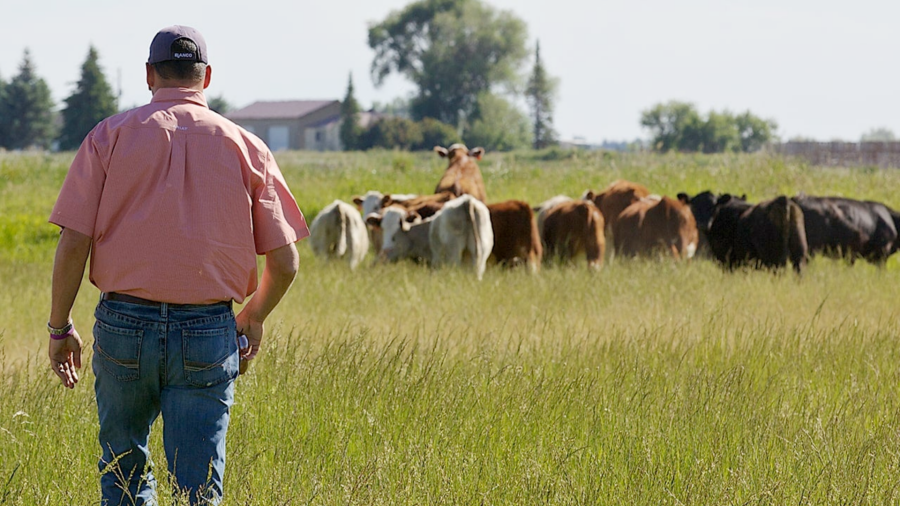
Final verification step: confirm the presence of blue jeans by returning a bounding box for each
[92,298,239,506]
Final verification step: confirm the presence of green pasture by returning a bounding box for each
[2,150,900,504]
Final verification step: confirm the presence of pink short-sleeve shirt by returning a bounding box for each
[50,88,309,304]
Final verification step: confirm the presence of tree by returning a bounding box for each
[735,112,777,152]
[699,111,741,153]
[0,72,7,147]
[0,49,55,150]
[525,40,558,149]
[368,0,528,128]
[207,95,231,115]
[339,72,363,151]
[641,101,777,153]
[58,46,118,151]
[359,117,424,150]
[464,92,532,152]
[416,117,459,150]
[861,127,896,143]
[640,101,703,152]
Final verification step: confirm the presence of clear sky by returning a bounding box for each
[2,0,897,143]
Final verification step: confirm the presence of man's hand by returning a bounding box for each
[232,243,299,369]
[235,311,264,361]
[49,330,83,389]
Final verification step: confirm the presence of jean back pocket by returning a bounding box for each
[93,320,142,381]
[182,326,239,387]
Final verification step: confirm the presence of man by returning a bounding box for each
[47,26,308,505]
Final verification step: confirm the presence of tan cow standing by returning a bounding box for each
[541,200,606,270]
[434,144,487,202]
[613,195,699,259]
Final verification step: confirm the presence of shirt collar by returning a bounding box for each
[150,88,208,108]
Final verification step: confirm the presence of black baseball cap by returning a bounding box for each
[148,25,208,64]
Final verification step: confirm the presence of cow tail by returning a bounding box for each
[468,197,483,267]
[890,208,900,253]
[788,201,808,273]
[336,206,348,258]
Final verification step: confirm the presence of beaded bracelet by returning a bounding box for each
[50,327,75,341]
[48,321,74,340]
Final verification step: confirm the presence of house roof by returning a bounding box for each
[226,100,338,120]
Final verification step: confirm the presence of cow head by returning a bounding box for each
[372,206,409,259]
[435,144,484,162]
[354,190,386,217]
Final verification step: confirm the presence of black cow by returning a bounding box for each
[708,194,808,273]
[791,195,865,262]
[795,196,898,264]
[678,191,746,257]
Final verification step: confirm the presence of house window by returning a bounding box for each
[315,131,323,142]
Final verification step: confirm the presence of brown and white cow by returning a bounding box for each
[366,195,494,280]
[613,195,699,259]
[353,190,417,255]
[434,144,487,202]
[487,200,542,272]
[384,191,456,220]
[582,179,651,233]
[541,200,606,270]
[533,195,574,238]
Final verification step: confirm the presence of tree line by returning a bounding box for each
[0,47,229,152]
[0,48,116,151]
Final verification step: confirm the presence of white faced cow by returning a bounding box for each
[366,195,494,280]
[309,199,369,270]
[353,190,417,255]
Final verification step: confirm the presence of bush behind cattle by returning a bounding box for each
[4,150,900,504]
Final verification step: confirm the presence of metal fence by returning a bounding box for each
[775,142,900,169]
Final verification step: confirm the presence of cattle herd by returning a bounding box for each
[308,143,900,278]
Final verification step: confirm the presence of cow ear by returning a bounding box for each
[381,194,393,207]
[583,190,595,201]
[469,147,485,160]
[352,196,363,208]
[719,194,732,205]
[677,192,690,204]
[739,194,747,201]
[434,146,449,158]
[365,213,382,228]
[402,211,420,231]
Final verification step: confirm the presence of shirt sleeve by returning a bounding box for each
[48,128,108,237]
[252,150,310,254]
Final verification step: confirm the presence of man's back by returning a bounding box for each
[51,88,305,304]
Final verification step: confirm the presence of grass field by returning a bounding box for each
[2,149,900,504]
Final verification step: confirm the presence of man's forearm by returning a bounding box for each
[243,242,299,324]
[50,228,92,328]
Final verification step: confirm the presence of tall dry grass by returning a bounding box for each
[2,150,900,504]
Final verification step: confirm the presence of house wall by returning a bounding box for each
[305,120,342,152]
[293,102,341,150]
[230,101,342,150]
[233,118,301,151]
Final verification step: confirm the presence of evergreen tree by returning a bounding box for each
[58,46,118,151]
[0,49,55,150]
[207,95,231,115]
[339,72,363,151]
[525,40,558,149]
[0,72,7,147]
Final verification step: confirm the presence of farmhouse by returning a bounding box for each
[226,100,341,151]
